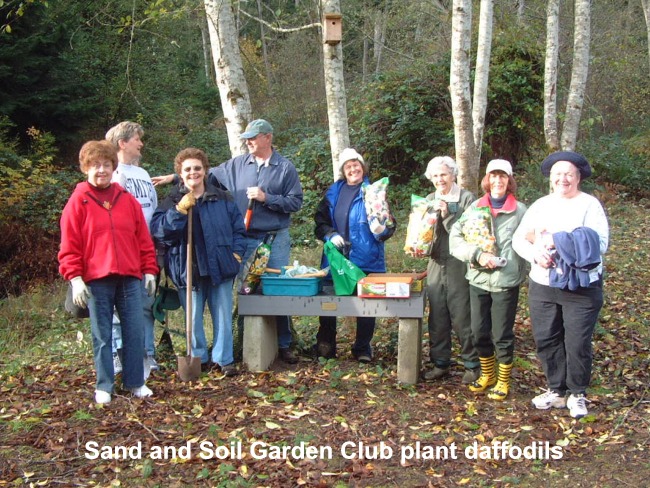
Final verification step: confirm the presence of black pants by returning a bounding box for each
[469,285,519,364]
[528,279,603,395]
[316,316,375,358]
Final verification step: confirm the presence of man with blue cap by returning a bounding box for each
[153,119,303,364]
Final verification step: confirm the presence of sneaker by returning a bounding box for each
[462,368,480,384]
[422,366,450,381]
[95,390,112,404]
[147,356,159,371]
[113,353,123,374]
[221,364,238,377]
[567,393,589,419]
[356,354,372,364]
[279,348,299,364]
[532,389,567,410]
[129,385,153,398]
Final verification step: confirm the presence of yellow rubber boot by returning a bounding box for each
[468,355,497,392]
[487,362,513,401]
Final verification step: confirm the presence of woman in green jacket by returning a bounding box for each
[449,160,528,401]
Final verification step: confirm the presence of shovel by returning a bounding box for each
[178,206,202,381]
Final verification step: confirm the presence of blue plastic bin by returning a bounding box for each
[260,275,323,296]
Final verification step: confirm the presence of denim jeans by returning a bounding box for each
[111,279,156,357]
[87,276,145,393]
[179,276,235,366]
[238,227,292,349]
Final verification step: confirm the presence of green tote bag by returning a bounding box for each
[323,240,367,296]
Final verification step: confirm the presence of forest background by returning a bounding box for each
[0,0,649,297]
[0,0,649,486]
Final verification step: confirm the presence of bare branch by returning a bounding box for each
[237,8,321,33]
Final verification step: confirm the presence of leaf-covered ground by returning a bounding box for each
[1,201,649,487]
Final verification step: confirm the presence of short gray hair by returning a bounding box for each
[105,121,144,147]
[424,156,458,181]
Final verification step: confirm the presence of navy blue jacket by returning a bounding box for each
[150,182,246,287]
[314,177,395,273]
[550,227,601,291]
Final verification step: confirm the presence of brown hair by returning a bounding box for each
[174,148,209,175]
[480,172,518,196]
[79,140,118,172]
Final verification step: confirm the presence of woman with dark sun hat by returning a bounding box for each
[513,151,609,419]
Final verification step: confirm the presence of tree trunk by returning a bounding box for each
[543,0,560,151]
[373,10,385,75]
[450,0,478,193]
[517,0,525,24]
[472,0,494,162]
[257,0,272,88]
[561,0,591,151]
[204,0,253,157]
[642,0,650,78]
[199,14,213,87]
[322,0,350,181]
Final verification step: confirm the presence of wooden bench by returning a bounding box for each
[238,286,426,384]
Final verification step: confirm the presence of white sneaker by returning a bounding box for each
[95,390,112,404]
[567,393,589,418]
[147,356,159,371]
[129,385,153,398]
[532,389,567,410]
[113,353,123,374]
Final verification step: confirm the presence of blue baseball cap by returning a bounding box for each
[240,119,274,139]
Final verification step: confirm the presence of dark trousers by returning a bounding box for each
[426,257,478,369]
[469,285,519,364]
[528,279,603,395]
[316,316,375,358]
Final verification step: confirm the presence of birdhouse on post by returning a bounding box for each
[323,13,342,45]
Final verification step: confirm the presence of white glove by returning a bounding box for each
[330,234,345,249]
[70,276,90,308]
[144,274,156,296]
[369,218,386,235]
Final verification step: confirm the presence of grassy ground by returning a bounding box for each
[0,199,649,487]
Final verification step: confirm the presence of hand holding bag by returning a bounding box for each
[323,240,366,296]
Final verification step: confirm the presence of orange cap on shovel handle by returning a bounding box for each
[243,199,254,231]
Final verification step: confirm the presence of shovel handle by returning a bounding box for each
[243,199,254,231]
[185,207,193,356]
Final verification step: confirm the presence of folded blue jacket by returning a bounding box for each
[550,227,601,291]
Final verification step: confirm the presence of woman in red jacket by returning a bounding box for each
[59,140,158,404]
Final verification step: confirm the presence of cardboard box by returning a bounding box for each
[367,272,426,293]
[358,276,412,298]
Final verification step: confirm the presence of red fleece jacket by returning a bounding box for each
[58,181,158,282]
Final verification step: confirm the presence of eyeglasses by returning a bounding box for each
[182,165,204,173]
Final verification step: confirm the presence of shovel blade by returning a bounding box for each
[177,355,202,382]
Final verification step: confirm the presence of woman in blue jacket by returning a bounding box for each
[150,148,246,376]
[313,148,395,362]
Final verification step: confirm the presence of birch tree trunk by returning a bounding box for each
[204,0,253,156]
[517,0,525,24]
[561,0,591,151]
[450,0,478,192]
[543,0,560,151]
[199,14,213,86]
[256,0,272,88]
[373,7,387,75]
[641,0,650,78]
[472,0,494,162]
[322,0,350,181]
